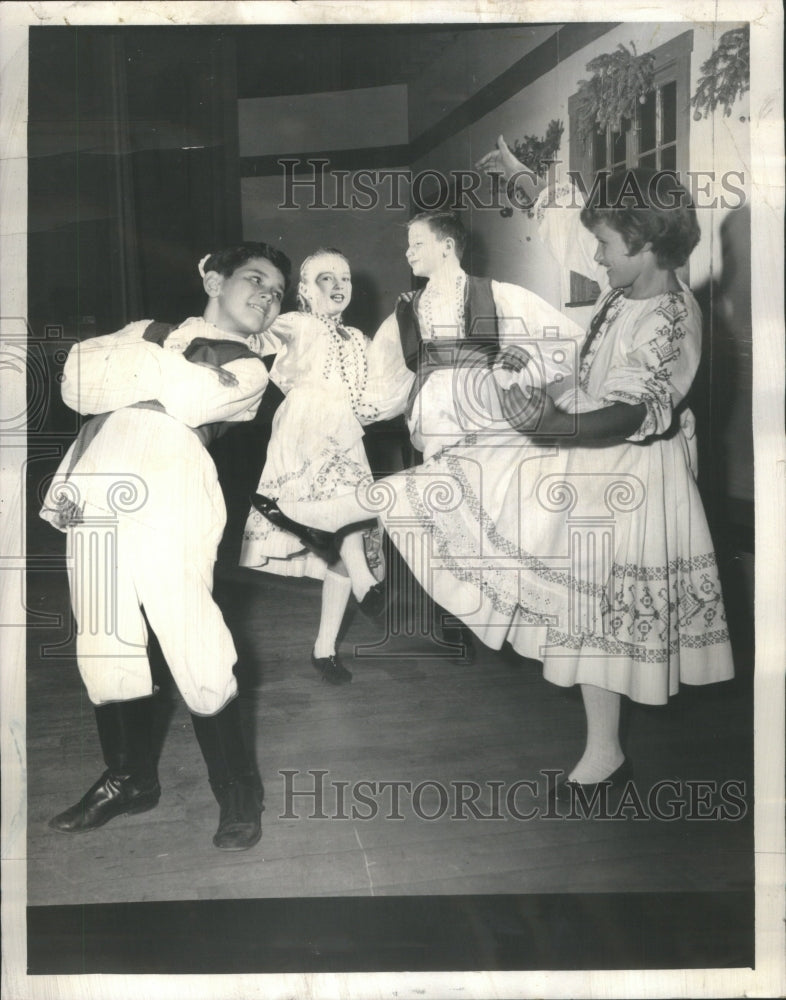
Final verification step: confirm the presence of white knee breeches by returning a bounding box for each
[67,519,238,716]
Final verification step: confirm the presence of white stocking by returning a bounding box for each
[339,531,377,602]
[568,684,625,783]
[313,568,352,659]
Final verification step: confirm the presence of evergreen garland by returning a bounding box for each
[691,25,750,120]
[509,119,565,177]
[498,120,564,218]
[574,42,655,139]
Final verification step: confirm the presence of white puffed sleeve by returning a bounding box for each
[61,319,269,427]
[156,353,268,427]
[356,311,415,423]
[265,313,318,395]
[60,320,163,415]
[535,180,608,287]
[491,281,585,393]
[601,291,703,442]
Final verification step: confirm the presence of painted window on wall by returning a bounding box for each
[567,30,693,305]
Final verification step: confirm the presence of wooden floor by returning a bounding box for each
[26,537,754,908]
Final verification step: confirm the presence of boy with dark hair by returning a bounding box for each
[41,242,290,851]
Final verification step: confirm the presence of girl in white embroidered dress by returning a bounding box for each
[267,162,735,797]
[240,249,383,685]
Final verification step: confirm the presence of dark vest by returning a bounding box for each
[394,275,500,373]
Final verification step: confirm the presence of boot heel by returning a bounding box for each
[127,792,161,815]
[48,774,161,832]
[250,493,339,563]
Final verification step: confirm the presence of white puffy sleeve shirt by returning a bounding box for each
[364,275,584,457]
[61,317,269,426]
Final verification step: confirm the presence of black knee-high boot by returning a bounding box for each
[191,697,263,851]
[49,696,161,833]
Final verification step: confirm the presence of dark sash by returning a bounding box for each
[403,338,500,419]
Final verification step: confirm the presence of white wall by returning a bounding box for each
[239,85,409,156]
[241,173,410,332]
[409,21,752,503]
[409,25,559,138]
[239,85,411,331]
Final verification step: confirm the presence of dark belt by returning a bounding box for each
[404,338,497,419]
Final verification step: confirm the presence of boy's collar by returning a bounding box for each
[426,259,466,288]
[185,316,251,343]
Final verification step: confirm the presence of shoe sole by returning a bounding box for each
[316,672,352,685]
[48,794,160,833]
[312,654,352,684]
[213,827,262,851]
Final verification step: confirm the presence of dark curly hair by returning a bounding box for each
[580,168,700,270]
[408,210,468,259]
[202,242,292,289]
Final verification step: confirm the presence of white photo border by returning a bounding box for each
[2,2,783,998]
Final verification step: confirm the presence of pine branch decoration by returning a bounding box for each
[691,25,749,120]
[574,42,655,139]
[509,119,565,177]
[497,120,564,217]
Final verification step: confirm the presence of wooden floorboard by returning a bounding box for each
[26,545,754,909]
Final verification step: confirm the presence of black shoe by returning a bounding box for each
[549,757,633,808]
[49,769,161,833]
[211,778,263,851]
[311,650,353,685]
[50,696,160,833]
[357,581,387,619]
[250,494,339,564]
